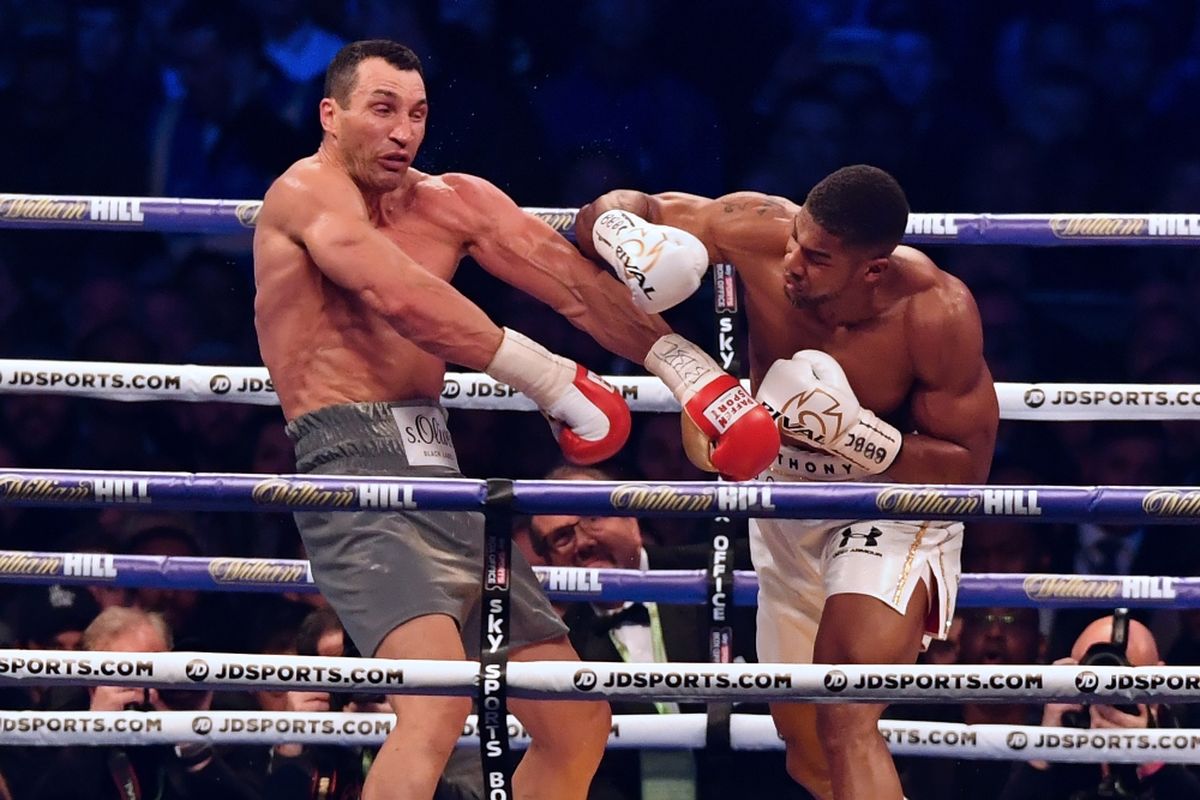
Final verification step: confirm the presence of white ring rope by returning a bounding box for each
[0,359,1198,420]
[0,711,702,751]
[1,650,1196,704]
[3,710,1198,764]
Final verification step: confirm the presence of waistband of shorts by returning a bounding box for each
[286,401,445,468]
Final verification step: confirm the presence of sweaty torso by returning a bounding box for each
[255,161,471,420]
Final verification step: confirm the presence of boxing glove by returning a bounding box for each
[591,209,708,313]
[756,350,902,477]
[485,328,630,464]
[643,334,779,481]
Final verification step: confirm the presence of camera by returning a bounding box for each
[123,687,210,712]
[1060,608,1145,799]
[328,635,385,711]
[1062,607,1140,728]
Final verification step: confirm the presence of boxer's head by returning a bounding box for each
[784,165,909,308]
[321,40,427,193]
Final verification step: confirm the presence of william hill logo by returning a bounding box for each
[0,553,61,576]
[610,484,714,513]
[533,210,575,233]
[209,558,308,584]
[251,479,355,508]
[1142,489,1200,517]
[1049,216,1145,238]
[234,202,262,227]
[0,476,91,503]
[874,487,1042,517]
[875,488,979,516]
[0,195,87,222]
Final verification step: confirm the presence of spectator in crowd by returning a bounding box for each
[147,1,303,198]
[894,607,1043,800]
[29,606,261,800]
[528,0,722,195]
[1046,423,1180,657]
[240,0,345,132]
[265,607,477,800]
[1001,612,1200,800]
[525,464,794,800]
[123,519,232,652]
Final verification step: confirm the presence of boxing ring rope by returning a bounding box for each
[0,648,1193,705]
[0,550,1189,609]
[1,710,1194,765]
[0,710,1195,765]
[0,467,1196,523]
[4,193,1200,245]
[3,357,1199,421]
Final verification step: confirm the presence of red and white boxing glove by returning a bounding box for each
[591,210,708,313]
[485,328,630,465]
[756,350,902,478]
[643,334,779,481]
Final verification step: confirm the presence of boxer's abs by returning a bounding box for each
[262,300,448,420]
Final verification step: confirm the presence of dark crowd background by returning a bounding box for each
[2,0,1200,798]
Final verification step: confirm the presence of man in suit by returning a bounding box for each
[523,464,808,800]
[1047,423,1182,656]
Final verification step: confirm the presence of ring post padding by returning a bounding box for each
[480,478,515,798]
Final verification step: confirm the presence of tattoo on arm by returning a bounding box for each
[722,199,787,216]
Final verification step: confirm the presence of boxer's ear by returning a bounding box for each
[863,256,889,284]
[320,98,338,135]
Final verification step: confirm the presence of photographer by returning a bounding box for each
[29,607,260,800]
[1000,611,1200,800]
[264,608,479,800]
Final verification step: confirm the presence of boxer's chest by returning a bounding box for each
[744,291,915,418]
[374,194,469,281]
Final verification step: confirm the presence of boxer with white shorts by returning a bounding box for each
[577,165,999,800]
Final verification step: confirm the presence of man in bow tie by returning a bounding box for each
[522,464,797,800]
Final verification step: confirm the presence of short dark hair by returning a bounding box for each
[804,164,909,253]
[296,607,344,657]
[324,39,423,108]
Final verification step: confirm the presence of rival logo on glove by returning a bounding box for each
[765,388,848,445]
[614,232,668,301]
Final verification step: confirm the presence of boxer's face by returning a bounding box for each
[325,58,427,192]
[782,207,889,309]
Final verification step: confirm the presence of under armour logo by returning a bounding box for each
[838,527,882,548]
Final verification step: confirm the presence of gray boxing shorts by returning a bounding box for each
[286,401,567,658]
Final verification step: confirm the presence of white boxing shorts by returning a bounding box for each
[750,516,962,663]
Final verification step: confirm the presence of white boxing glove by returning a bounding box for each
[756,350,902,477]
[591,209,708,313]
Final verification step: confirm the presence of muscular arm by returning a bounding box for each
[451,174,669,364]
[576,189,794,269]
[265,168,503,370]
[888,280,998,483]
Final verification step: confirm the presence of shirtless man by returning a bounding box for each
[252,40,778,800]
[576,165,998,800]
